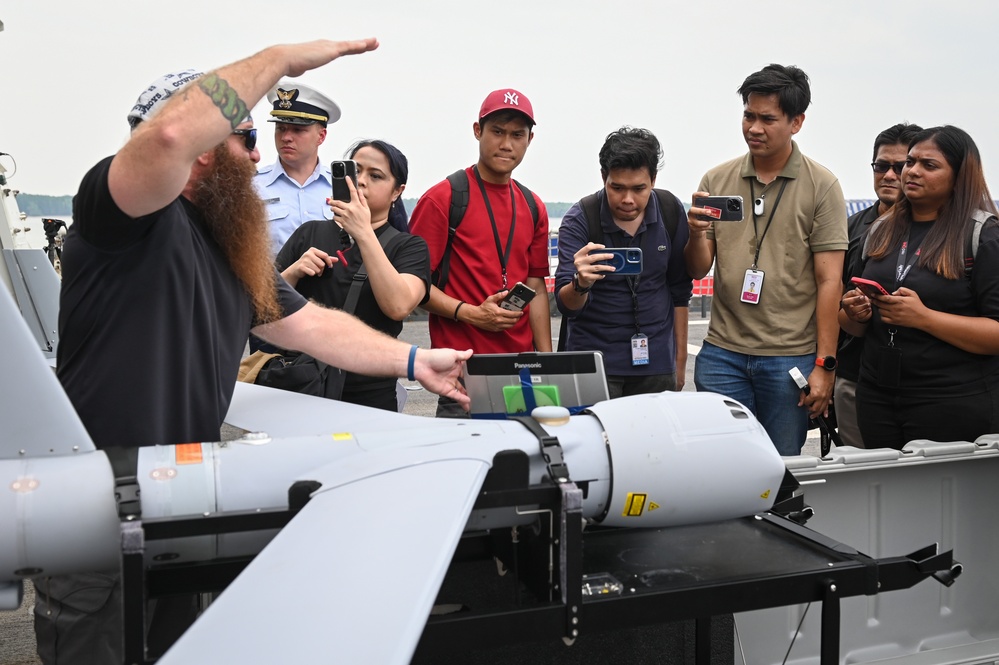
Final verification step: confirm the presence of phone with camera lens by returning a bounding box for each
[589,248,644,275]
[331,160,358,202]
[499,282,537,311]
[694,195,744,222]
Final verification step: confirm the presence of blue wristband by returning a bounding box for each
[407,345,418,382]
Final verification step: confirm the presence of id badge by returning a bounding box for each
[876,345,902,388]
[631,334,650,366]
[741,269,764,304]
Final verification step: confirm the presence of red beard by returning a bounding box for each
[192,144,281,323]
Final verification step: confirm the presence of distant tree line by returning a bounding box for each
[20,193,576,220]
[401,199,574,218]
[16,194,73,216]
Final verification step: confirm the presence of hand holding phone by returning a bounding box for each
[693,195,744,222]
[588,248,643,275]
[850,277,890,298]
[499,282,537,311]
[331,160,358,202]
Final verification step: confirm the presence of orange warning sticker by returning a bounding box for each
[623,492,648,517]
[175,443,203,465]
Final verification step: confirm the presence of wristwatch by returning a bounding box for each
[815,355,837,371]
[572,272,591,294]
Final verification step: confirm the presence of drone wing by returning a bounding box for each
[225,381,440,438]
[158,444,493,664]
[0,286,94,458]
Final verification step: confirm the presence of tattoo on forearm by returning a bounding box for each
[198,73,249,131]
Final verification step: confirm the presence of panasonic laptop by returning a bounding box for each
[463,351,609,419]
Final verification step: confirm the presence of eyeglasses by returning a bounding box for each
[871,161,905,175]
[232,128,257,151]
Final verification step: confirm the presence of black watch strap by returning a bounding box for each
[572,273,591,294]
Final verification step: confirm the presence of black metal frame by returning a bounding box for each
[117,457,956,665]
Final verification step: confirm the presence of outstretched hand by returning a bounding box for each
[280,39,379,78]
[414,348,473,409]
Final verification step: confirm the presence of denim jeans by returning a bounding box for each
[694,341,812,456]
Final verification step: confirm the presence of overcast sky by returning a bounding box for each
[2,1,996,205]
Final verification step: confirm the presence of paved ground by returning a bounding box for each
[1,311,820,665]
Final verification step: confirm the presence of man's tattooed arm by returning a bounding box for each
[198,73,250,131]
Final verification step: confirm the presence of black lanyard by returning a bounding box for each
[748,178,789,269]
[472,165,517,289]
[607,206,651,334]
[894,227,923,289]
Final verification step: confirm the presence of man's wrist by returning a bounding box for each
[572,273,592,294]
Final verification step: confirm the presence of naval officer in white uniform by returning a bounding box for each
[254,81,340,252]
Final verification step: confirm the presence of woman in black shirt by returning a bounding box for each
[277,140,431,411]
[840,126,999,449]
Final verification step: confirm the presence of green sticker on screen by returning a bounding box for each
[502,385,561,414]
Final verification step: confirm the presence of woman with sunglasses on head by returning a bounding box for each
[276,139,431,411]
[840,125,999,449]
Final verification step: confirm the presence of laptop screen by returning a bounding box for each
[462,351,609,419]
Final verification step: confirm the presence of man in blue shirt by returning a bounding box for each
[555,127,691,397]
[254,81,339,252]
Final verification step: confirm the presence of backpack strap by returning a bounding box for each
[513,179,541,227]
[967,209,995,275]
[435,171,542,292]
[343,225,404,314]
[433,169,471,291]
[654,189,680,242]
[558,193,602,351]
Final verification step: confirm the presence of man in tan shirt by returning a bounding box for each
[685,64,847,456]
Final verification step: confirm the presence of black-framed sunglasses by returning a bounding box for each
[871,160,905,175]
[232,128,257,151]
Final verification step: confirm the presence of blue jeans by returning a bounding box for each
[694,341,812,456]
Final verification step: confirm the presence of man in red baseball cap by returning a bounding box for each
[410,89,552,417]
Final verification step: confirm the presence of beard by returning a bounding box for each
[192,144,282,323]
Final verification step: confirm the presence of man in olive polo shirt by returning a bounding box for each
[685,64,847,456]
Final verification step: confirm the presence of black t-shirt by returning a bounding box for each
[837,205,881,382]
[276,219,430,396]
[58,156,307,448]
[859,218,999,396]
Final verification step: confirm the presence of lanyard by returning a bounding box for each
[894,228,923,289]
[748,178,789,269]
[606,207,651,334]
[472,165,517,289]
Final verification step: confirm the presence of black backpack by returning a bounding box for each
[432,169,540,292]
[556,190,680,351]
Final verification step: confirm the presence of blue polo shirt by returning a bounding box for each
[254,159,333,252]
[555,190,691,376]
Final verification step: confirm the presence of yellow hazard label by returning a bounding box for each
[332,432,353,441]
[648,502,660,511]
[760,489,771,499]
[623,492,647,517]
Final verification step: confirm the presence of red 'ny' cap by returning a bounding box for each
[478,89,535,124]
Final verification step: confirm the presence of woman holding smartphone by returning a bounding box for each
[277,140,431,411]
[840,126,999,449]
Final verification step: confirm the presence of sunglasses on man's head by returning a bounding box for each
[871,161,905,175]
[232,128,257,151]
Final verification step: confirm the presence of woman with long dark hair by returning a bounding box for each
[277,139,430,411]
[840,125,999,449]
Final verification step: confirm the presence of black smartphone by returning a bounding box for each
[331,160,358,202]
[499,282,537,311]
[850,276,890,298]
[589,247,643,275]
[694,195,744,222]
